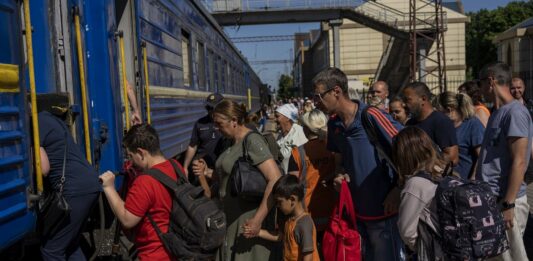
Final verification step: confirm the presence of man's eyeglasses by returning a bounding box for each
[313,88,334,101]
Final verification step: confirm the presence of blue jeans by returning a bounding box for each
[357,215,405,261]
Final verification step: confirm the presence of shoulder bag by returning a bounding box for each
[229,131,268,200]
[38,122,71,237]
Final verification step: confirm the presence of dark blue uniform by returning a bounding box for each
[189,115,222,168]
[39,111,100,260]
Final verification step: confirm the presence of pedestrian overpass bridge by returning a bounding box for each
[201,0,447,93]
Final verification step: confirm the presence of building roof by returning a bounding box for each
[443,1,464,14]
[494,17,533,43]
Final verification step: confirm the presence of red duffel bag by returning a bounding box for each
[322,180,362,261]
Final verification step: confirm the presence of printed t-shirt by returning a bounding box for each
[454,117,485,179]
[476,100,532,197]
[125,159,184,260]
[407,110,458,151]
[283,214,320,261]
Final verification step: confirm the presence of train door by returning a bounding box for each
[0,0,36,251]
[116,0,140,130]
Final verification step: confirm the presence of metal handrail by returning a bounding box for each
[23,0,43,193]
[117,31,131,130]
[142,42,151,124]
[73,7,92,164]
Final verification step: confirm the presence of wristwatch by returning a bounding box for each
[501,201,515,211]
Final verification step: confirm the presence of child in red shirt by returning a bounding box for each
[100,124,186,260]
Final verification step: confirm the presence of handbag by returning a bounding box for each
[38,128,71,237]
[229,131,267,200]
[322,181,362,261]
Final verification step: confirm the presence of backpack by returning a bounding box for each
[416,171,509,260]
[145,160,226,259]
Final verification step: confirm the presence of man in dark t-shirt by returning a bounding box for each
[403,82,459,165]
[182,93,223,176]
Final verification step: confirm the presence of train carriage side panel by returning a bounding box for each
[135,0,207,158]
[0,0,36,251]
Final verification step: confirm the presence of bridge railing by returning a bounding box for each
[202,0,361,12]
[201,0,446,31]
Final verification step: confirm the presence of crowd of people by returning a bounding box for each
[36,62,533,261]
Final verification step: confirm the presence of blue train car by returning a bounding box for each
[0,0,36,251]
[0,0,262,256]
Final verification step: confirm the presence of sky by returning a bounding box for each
[221,0,524,90]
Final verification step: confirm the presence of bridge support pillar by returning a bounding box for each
[329,19,343,68]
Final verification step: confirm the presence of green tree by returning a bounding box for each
[276,74,294,100]
[466,1,533,78]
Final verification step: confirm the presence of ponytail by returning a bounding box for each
[434,92,475,120]
[456,93,475,119]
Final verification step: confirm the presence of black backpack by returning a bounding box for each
[145,160,226,260]
[416,171,508,260]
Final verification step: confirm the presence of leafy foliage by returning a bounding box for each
[466,1,533,79]
[276,74,294,99]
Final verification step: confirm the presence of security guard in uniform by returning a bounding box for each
[182,93,224,180]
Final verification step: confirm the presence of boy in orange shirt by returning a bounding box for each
[247,175,320,261]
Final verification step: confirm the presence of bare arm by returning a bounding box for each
[475,109,489,128]
[258,229,281,242]
[501,137,529,230]
[183,145,198,172]
[443,145,459,166]
[40,147,50,176]
[469,146,481,180]
[100,171,142,229]
[504,137,529,203]
[127,81,142,125]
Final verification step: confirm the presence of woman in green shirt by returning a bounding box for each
[193,99,282,260]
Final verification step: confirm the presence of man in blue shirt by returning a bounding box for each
[477,62,532,260]
[312,67,405,261]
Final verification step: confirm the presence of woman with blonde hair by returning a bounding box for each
[286,109,336,238]
[192,99,282,261]
[393,127,452,260]
[433,92,485,180]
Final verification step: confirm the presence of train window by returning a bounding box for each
[208,49,215,91]
[227,64,232,94]
[181,30,191,88]
[214,54,219,91]
[197,42,206,90]
[219,57,225,93]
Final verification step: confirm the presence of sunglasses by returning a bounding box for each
[313,88,335,101]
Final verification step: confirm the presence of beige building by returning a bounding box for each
[494,17,533,101]
[294,0,468,97]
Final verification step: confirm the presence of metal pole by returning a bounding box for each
[330,19,343,68]
[23,0,43,192]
